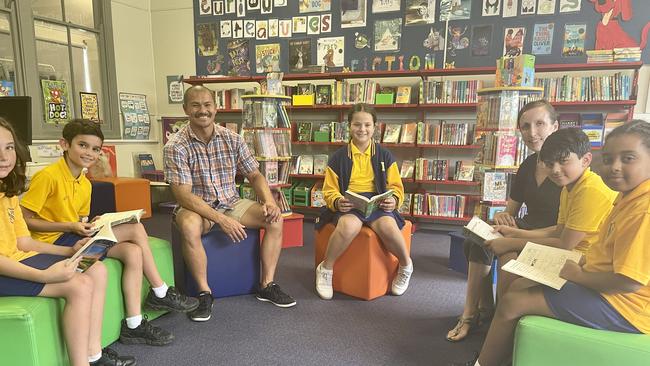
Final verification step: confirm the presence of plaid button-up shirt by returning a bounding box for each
[163,123,259,207]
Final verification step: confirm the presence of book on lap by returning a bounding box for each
[463,216,502,246]
[69,224,118,272]
[344,189,394,218]
[501,242,582,290]
[90,209,145,233]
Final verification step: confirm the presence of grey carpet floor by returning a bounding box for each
[110,212,486,365]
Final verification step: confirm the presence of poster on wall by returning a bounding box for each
[119,93,151,140]
[227,39,251,76]
[503,26,525,57]
[481,0,501,17]
[559,0,580,12]
[471,25,493,57]
[563,24,586,57]
[299,0,331,13]
[255,43,281,73]
[440,0,471,20]
[162,117,190,145]
[196,23,218,56]
[341,0,367,28]
[521,0,536,14]
[166,75,184,104]
[405,0,435,25]
[80,92,100,122]
[41,80,70,125]
[532,23,554,55]
[372,0,399,13]
[289,39,312,72]
[0,81,14,96]
[317,36,344,67]
[537,0,556,15]
[374,18,402,52]
[503,0,518,17]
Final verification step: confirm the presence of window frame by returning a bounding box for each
[8,0,119,139]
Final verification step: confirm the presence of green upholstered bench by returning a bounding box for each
[513,316,650,366]
[0,237,174,366]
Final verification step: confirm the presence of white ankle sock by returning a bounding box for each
[89,351,102,363]
[401,261,413,271]
[126,314,143,329]
[152,283,169,298]
[474,360,481,366]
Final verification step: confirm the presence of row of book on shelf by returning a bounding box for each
[558,112,627,147]
[534,73,634,103]
[295,120,473,146]
[212,69,633,110]
[475,132,532,169]
[238,183,292,216]
[399,158,475,182]
[242,129,292,158]
[242,99,291,128]
[477,90,543,130]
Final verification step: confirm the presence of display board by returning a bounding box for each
[193,0,650,76]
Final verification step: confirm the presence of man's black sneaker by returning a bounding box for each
[90,347,136,366]
[144,286,199,313]
[119,315,174,346]
[256,282,296,308]
[188,291,213,322]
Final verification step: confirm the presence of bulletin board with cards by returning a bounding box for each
[193,0,650,76]
[119,93,151,140]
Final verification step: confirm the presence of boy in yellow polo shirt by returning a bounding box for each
[452,120,650,366]
[20,119,198,347]
[485,128,617,299]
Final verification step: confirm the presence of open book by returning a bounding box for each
[344,189,394,218]
[90,209,145,233]
[501,242,583,290]
[463,216,503,246]
[69,224,118,272]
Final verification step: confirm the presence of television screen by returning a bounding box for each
[0,96,32,146]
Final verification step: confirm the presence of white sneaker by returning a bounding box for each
[391,263,413,296]
[315,261,333,300]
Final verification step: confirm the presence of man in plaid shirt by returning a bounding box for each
[163,86,296,322]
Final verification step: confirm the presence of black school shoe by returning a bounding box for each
[256,282,297,308]
[90,347,136,366]
[144,286,199,313]
[188,291,214,322]
[119,315,174,346]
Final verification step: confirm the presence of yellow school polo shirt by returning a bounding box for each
[584,179,650,334]
[556,168,617,253]
[348,142,375,194]
[0,194,37,262]
[20,158,92,244]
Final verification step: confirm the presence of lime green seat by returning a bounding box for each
[0,237,174,366]
[513,316,650,366]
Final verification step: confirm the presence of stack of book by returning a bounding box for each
[586,49,614,63]
[614,47,642,62]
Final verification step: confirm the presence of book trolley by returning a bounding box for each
[475,86,544,220]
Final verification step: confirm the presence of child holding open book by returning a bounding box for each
[20,120,198,347]
[448,100,562,342]
[453,120,650,366]
[315,103,413,299]
[485,128,617,301]
[0,118,135,365]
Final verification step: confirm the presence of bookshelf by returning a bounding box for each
[184,62,641,228]
[239,94,293,215]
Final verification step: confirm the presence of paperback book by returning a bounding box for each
[344,189,395,218]
[501,242,582,290]
[69,224,117,272]
[90,209,145,233]
[463,216,503,246]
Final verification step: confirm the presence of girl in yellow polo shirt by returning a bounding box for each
[0,118,135,366]
[452,120,650,366]
[314,103,412,300]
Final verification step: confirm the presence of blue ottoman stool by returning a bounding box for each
[90,181,116,217]
[172,224,260,298]
[448,231,498,284]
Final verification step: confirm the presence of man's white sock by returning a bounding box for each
[126,314,143,329]
[152,283,169,298]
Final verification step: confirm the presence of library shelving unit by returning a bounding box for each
[474,86,545,221]
[182,61,641,228]
[239,94,293,215]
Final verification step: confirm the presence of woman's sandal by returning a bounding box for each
[446,314,480,342]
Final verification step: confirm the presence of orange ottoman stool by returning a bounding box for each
[314,220,412,300]
[91,177,152,219]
